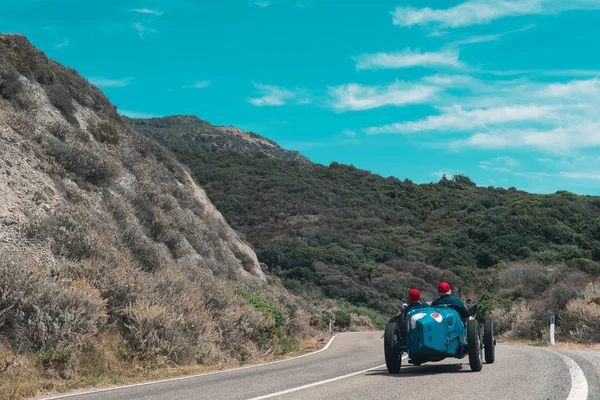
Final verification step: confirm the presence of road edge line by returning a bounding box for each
[40,334,339,399]
[551,351,589,400]
[247,356,406,400]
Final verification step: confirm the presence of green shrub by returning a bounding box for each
[333,309,351,329]
[45,82,75,120]
[470,291,496,321]
[236,287,287,328]
[37,346,72,369]
[566,258,600,276]
[0,61,23,100]
[89,121,120,145]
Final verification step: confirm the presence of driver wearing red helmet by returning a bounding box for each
[431,282,470,321]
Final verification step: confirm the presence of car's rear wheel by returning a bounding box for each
[384,322,402,374]
[467,319,483,372]
[484,319,495,364]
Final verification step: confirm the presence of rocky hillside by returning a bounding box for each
[0,34,310,374]
[126,115,309,163]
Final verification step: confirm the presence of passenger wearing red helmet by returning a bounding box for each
[399,288,424,344]
[431,282,470,321]
[408,288,422,306]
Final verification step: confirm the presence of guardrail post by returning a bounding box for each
[329,318,332,333]
[549,315,555,346]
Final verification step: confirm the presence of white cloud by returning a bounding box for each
[420,74,479,87]
[448,33,506,47]
[132,22,156,39]
[129,8,163,16]
[519,157,600,185]
[445,25,535,48]
[427,30,449,37]
[342,129,357,138]
[351,73,600,154]
[559,171,600,180]
[536,78,600,98]
[391,0,600,28]
[248,83,309,107]
[89,77,132,88]
[329,81,438,111]
[479,156,518,172]
[354,48,462,70]
[365,105,557,134]
[484,69,600,77]
[183,81,211,89]
[458,122,600,152]
[254,1,270,7]
[297,3,306,8]
[54,40,69,48]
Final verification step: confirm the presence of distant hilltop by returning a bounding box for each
[126,115,310,163]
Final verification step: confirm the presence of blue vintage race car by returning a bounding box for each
[384,304,495,373]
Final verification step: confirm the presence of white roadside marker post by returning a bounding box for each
[549,315,555,346]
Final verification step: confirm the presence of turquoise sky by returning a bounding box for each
[4,0,600,194]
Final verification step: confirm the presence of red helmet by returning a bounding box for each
[408,288,421,303]
[438,282,451,294]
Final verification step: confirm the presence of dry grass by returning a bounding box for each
[3,333,333,400]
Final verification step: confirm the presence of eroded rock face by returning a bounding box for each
[0,34,265,283]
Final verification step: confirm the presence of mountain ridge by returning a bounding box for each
[126,115,310,163]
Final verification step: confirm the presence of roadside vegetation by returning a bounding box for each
[130,141,600,344]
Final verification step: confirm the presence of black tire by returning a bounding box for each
[484,319,495,364]
[467,319,483,372]
[398,313,408,345]
[384,322,402,374]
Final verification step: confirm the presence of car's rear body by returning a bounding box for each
[401,305,468,363]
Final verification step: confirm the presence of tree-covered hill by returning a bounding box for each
[169,150,600,309]
[130,116,600,316]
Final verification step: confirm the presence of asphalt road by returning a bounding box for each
[42,332,598,400]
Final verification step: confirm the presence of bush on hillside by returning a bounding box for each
[89,121,120,145]
[45,138,122,185]
[0,253,107,353]
[0,61,23,100]
[496,263,551,298]
[560,295,600,343]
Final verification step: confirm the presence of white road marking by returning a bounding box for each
[246,356,408,400]
[553,351,589,400]
[41,335,339,400]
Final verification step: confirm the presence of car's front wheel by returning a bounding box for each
[467,319,483,372]
[384,322,402,374]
